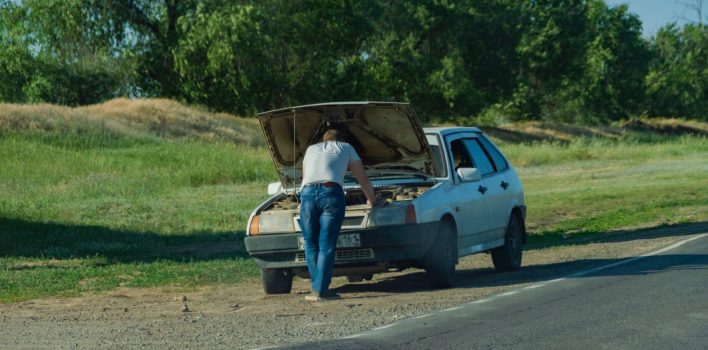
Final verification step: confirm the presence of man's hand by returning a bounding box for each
[368,198,388,208]
[349,160,379,207]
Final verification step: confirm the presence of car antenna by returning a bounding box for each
[292,109,299,204]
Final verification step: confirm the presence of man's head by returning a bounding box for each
[322,129,344,142]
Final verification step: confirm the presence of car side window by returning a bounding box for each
[463,139,495,176]
[478,136,508,172]
[450,139,474,171]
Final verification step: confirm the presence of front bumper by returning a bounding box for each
[244,222,439,269]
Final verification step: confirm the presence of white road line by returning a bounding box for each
[371,323,396,331]
[468,298,490,304]
[498,291,519,297]
[335,232,707,341]
[341,333,364,339]
[545,278,566,284]
[567,233,708,279]
[529,233,708,287]
[442,306,463,312]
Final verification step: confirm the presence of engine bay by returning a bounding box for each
[265,183,433,211]
[343,185,431,206]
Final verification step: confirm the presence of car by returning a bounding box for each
[244,102,526,294]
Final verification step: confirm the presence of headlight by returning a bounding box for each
[258,212,295,233]
[367,203,416,227]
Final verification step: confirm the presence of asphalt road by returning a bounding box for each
[286,233,708,350]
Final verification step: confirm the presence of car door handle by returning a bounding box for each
[501,181,509,190]
[478,185,487,194]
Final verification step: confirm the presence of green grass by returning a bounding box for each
[1,129,274,302]
[1,257,260,302]
[1,104,707,302]
[502,136,708,246]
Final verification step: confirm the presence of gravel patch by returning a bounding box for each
[1,225,705,349]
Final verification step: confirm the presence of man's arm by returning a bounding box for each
[298,163,304,210]
[348,160,377,207]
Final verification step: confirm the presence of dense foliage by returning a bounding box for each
[0,0,705,122]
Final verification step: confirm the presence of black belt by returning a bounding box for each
[304,182,339,188]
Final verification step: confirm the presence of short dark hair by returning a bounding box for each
[322,129,344,142]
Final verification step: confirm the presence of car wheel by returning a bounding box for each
[261,268,293,294]
[491,213,524,272]
[424,220,457,288]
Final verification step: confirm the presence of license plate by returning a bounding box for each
[337,233,361,248]
[298,233,361,250]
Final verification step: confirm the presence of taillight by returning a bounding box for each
[249,215,260,236]
[405,204,416,224]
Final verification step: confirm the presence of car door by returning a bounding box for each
[446,136,493,253]
[463,138,509,244]
[477,135,515,241]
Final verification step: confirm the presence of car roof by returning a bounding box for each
[423,126,482,135]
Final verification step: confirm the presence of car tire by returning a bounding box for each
[261,268,293,294]
[491,213,524,272]
[424,220,457,288]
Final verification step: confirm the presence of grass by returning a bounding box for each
[508,137,708,247]
[1,99,273,301]
[0,133,271,301]
[1,99,707,302]
[0,98,264,146]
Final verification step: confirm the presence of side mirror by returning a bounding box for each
[457,167,481,182]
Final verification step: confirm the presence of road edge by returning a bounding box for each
[341,232,708,340]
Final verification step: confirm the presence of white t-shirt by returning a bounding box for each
[301,141,361,188]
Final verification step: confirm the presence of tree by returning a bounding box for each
[0,2,34,103]
[90,0,202,97]
[173,0,374,113]
[580,0,650,120]
[511,0,590,121]
[361,0,526,120]
[645,23,708,119]
[677,0,706,25]
[1,0,705,121]
[0,0,133,105]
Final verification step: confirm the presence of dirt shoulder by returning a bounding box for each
[1,223,706,350]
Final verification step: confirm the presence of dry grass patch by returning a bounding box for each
[478,118,707,144]
[0,98,263,146]
[621,117,708,136]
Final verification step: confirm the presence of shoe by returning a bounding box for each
[305,293,320,301]
[305,291,341,302]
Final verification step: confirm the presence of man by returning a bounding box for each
[299,128,379,301]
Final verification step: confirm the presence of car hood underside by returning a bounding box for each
[257,102,436,189]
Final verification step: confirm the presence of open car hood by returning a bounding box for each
[258,102,435,190]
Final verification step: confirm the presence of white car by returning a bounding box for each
[245,102,526,294]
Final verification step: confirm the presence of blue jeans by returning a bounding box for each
[299,184,345,294]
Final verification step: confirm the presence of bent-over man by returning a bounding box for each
[299,129,378,301]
